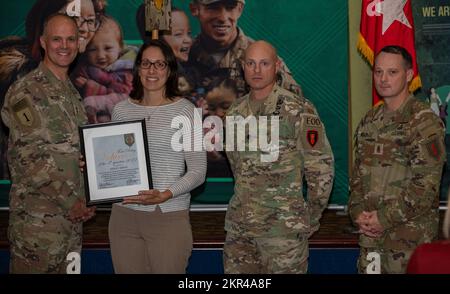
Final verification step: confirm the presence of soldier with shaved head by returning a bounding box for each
[1,14,95,273]
[223,40,334,273]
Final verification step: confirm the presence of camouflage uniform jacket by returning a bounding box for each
[224,85,334,237]
[1,62,87,219]
[187,28,302,97]
[349,95,446,251]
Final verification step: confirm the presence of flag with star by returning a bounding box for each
[358,0,421,105]
[145,0,171,38]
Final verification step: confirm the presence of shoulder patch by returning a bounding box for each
[425,136,443,161]
[300,113,324,150]
[303,114,323,128]
[11,97,40,129]
[306,130,319,147]
[416,113,444,139]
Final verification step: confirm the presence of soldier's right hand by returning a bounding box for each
[356,211,383,237]
[68,199,96,223]
[79,155,86,173]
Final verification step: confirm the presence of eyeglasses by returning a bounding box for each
[72,16,100,32]
[139,59,168,70]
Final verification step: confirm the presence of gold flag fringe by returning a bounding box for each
[357,33,374,66]
[409,75,422,93]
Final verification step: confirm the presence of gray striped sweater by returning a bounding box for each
[112,97,206,212]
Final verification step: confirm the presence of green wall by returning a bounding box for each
[348,0,373,165]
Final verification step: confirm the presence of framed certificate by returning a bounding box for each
[79,119,152,205]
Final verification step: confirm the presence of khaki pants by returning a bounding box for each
[109,204,193,274]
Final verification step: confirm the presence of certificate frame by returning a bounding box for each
[79,119,152,205]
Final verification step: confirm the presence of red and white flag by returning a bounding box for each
[357,0,421,105]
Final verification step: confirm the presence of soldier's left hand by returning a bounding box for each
[359,227,383,238]
[359,211,383,237]
[122,189,173,205]
[365,211,383,232]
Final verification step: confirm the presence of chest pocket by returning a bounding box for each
[359,122,410,166]
[277,119,297,157]
[44,96,78,144]
[359,124,411,202]
[362,138,409,166]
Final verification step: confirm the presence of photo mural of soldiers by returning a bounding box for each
[0,0,349,206]
[184,0,305,177]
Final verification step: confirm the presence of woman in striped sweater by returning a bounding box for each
[109,40,206,273]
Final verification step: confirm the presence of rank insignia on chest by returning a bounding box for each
[306,130,318,147]
[373,143,384,155]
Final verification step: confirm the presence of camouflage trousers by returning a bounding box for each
[9,213,82,274]
[357,246,413,274]
[223,232,308,274]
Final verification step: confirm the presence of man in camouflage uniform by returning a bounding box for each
[223,40,334,273]
[349,46,446,274]
[1,14,95,274]
[187,0,301,97]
